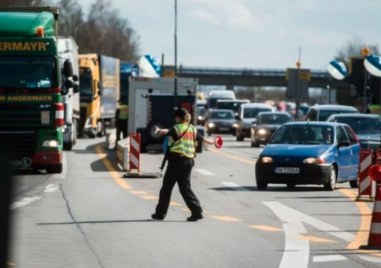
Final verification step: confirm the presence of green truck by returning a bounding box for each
[0,7,75,173]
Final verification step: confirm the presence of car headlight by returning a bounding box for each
[232,123,239,128]
[257,129,267,135]
[208,122,215,128]
[260,156,273,163]
[303,157,325,164]
[42,140,59,148]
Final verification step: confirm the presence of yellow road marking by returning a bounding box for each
[129,190,148,195]
[210,216,243,222]
[248,225,283,232]
[339,189,372,250]
[141,195,159,200]
[299,235,336,243]
[169,201,182,206]
[95,144,132,190]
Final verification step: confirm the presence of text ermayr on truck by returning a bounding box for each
[0,7,77,174]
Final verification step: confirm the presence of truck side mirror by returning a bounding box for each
[96,80,102,96]
[63,59,73,77]
[73,83,79,93]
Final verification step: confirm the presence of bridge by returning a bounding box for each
[163,66,349,90]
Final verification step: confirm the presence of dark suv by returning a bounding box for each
[305,104,359,121]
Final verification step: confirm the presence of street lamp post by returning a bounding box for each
[294,47,301,119]
[174,0,178,108]
[362,47,371,112]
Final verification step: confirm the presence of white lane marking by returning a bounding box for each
[264,201,354,268]
[11,196,41,210]
[221,182,250,191]
[11,183,59,210]
[43,184,59,193]
[194,168,215,176]
[313,255,347,262]
[53,152,67,179]
[282,222,309,267]
[264,201,354,242]
[359,255,381,263]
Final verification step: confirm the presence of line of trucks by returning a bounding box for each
[0,6,203,174]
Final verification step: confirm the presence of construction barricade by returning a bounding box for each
[357,149,376,201]
[361,164,381,249]
[116,133,162,179]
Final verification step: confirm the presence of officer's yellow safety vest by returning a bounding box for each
[169,123,197,158]
[118,104,129,120]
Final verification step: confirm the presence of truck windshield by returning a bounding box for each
[0,56,56,89]
[79,68,93,102]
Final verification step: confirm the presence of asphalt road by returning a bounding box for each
[7,133,381,268]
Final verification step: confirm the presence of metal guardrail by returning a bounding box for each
[177,66,329,78]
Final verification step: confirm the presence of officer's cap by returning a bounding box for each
[174,107,189,119]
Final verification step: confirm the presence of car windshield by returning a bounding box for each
[319,109,356,121]
[259,114,291,124]
[270,125,334,145]
[217,101,247,112]
[243,107,271,118]
[335,117,381,135]
[210,111,234,119]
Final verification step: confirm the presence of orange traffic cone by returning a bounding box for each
[364,165,381,249]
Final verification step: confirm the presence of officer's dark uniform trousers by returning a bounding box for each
[155,152,203,216]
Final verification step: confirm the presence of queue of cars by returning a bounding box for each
[255,104,380,191]
[199,98,380,191]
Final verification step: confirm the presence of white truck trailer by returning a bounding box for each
[58,36,80,150]
[128,77,204,152]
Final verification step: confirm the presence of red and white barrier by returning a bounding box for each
[357,149,376,201]
[128,133,141,174]
[364,165,381,248]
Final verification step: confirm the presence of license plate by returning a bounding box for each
[275,167,300,174]
[220,127,229,131]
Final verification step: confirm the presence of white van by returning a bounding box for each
[235,103,274,141]
[206,89,236,109]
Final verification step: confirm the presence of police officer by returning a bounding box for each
[152,108,213,221]
[115,101,129,144]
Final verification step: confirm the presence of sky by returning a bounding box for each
[78,0,381,71]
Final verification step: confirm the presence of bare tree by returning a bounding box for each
[79,0,140,61]
[0,0,49,7]
[335,36,379,66]
[57,0,83,41]
[0,0,141,62]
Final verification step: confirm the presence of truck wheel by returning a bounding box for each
[46,164,62,174]
[88,129,96,138]
[63,141,73,150]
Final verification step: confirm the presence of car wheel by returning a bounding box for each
[324,166,336,191]
[349,180,358,189]
[256,178,267,190]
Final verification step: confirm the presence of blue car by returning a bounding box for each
[255,122,360,191]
